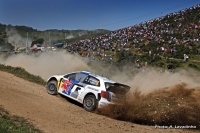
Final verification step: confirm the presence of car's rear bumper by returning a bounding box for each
[98,99,115,108]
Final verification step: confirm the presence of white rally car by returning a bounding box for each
[46,71,130,111]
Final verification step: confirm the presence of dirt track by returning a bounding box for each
[0,71,198,133]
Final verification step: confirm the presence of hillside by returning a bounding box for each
[0,23,110,51]
[66,4,200,71]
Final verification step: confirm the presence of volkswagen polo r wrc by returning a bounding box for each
[46,71,130,111]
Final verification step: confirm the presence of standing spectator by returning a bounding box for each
[149,50,152,56]
[184,54,189,61]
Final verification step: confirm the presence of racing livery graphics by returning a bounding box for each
[46,71,130,112]
[61,79,79,95]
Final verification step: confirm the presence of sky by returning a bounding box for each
[0,0,199,31]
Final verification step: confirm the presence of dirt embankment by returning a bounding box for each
[0,71,199,133]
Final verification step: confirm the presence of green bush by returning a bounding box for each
[0,64,46,85]
[0,106,42,133]
[188,63,198,68]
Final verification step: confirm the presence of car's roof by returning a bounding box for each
[78,71,115,83]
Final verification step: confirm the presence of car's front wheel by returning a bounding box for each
[83,95,98,112]
[46,80,58,95]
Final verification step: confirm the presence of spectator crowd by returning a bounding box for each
[62,4,200,62]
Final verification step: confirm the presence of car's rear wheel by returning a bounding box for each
[83,95,97,112]
[46,80,58,95]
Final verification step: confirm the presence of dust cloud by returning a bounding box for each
[96,68,200,129]
[65,34,74,39]
[0,52,92,79]
[6,28,32,48]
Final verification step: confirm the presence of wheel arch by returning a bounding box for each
[47,77,58,83]
[83,92,98,101]
[47,77,63,90]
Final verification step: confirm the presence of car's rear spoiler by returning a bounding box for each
[107,83,130,95]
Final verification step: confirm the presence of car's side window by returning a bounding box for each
[75,73,88,82]
[83,76,100,86]
[63,73,76,80]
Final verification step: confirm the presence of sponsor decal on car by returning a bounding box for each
[87,86,98,91]
[61,80,79,95]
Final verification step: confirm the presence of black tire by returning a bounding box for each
[46,80,58,95]
[83,95,98,112]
